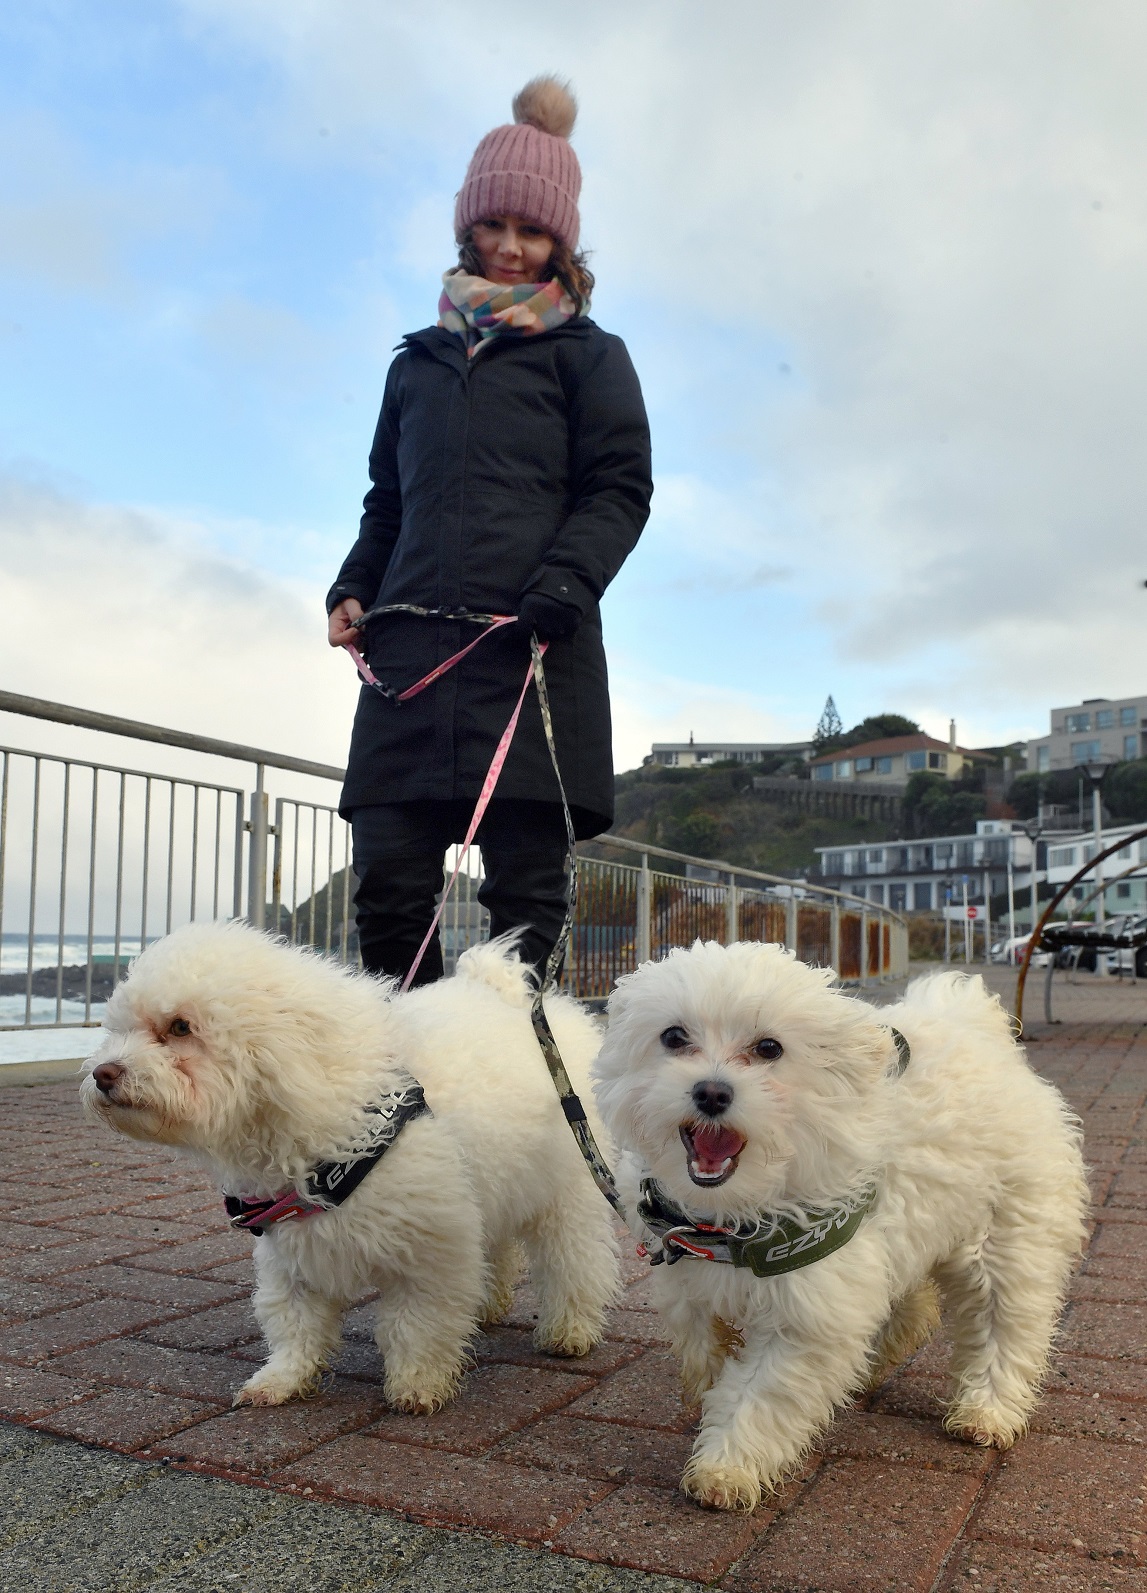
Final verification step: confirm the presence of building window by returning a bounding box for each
[875,756,892,774]
[983,838,1008,864]
[867,849,884,864]
[824,853,843,873]
[906,751,927,771]
[927,752,947,770]
[1096,709,1115,729]
[934,842,953,864]
[1117,845,1132,860]
[868,884,885,905]
[1125,735,1139,760]
[890,883,907,912]
[1118,882,1132,898]
[813,763,833,781]
[851,884,866,901]
[913,882,932,911]
[1120,706,1137,726]
[1037,745,1050,771]
[1065,712,1091,733]
[1049,847,1076,868]
[835,760,853,778]
[1071,739,1102,762]
[957,841,974,868]
[854,756,873,772]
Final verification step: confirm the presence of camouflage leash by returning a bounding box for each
[528,638,625,1216]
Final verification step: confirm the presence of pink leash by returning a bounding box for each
[343,615,546,991]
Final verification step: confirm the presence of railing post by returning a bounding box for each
[860,911,869,984]
[786,892,798,954]
[830,899,840,974]
[247,763,268,929]
[270,797,284,935]
[636,851,652,964]
[726,870,738,944]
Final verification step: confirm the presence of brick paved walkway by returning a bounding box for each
[3,972,1147,1590]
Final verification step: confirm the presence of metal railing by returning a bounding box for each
[0,689,907,1039]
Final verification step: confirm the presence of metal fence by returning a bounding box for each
[0,689,907,1039]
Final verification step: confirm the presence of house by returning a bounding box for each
[1026,695,1147,773]
[807,723,981,790]
[813,821,1036,916]
[647,736,810,769]
[1044,824,1147,915]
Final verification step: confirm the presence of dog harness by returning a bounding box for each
[636,1027,911,1276]
[223,1080,430,1236]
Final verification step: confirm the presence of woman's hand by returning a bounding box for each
[328,597,365,648]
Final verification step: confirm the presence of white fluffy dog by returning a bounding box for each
[593,942,1088,1511]
[81,921,618,1413]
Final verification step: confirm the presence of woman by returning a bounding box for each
[327,76,653,987]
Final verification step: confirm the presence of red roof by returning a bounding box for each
[809,734,971,767]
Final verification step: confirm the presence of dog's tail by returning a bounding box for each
[454,933,536,1008]
[899,968,1017,1042]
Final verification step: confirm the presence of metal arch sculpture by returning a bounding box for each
[1015,823,1147,1034]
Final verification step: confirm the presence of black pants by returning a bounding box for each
[350,799,570,987]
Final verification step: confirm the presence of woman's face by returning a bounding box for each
[470,216,554,286]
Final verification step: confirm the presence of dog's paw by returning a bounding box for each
[533,1323,601,1359]
[944,1402,1024,1450]
[385,1370,462,1415]
[681,1457,762,1513]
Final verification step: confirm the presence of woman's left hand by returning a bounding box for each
[513,592,581,642]
[328,597,365,648]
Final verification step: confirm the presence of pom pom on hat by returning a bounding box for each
[512,76,577,140]
[455,76,582,250]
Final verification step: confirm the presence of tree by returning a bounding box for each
[903,772,986,836]
[838,713,921,750]
[813,695,843,749]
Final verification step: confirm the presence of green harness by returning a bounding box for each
[637,1026,911,1279]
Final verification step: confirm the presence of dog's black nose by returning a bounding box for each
[92,1062,125,1095]
[692,1079,733,1117]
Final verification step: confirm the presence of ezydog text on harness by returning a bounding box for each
[224,1080,429,1235]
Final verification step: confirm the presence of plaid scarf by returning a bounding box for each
[438,271,578,357]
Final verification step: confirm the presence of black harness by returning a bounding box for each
[224,1081,430,1235]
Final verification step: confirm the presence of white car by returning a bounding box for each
[990,935,1051,968]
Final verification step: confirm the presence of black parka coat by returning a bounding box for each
[328,317,653,838]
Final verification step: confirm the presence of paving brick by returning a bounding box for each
[202,1256,255,1286]
[475,1325,644,1377]
[495,1414,694,1490]
[364,1363,594,1456]
[1071,1269,1147,1302]
[1028,1391,1147,1443]
[52,1212,215,1243]
[0,1365,98,1419]
[114,1189,217,1219]
[53,1338,248,1405]
[146,1378,387,1471]
[33,1386,217,1450]
[0,1298,190,1365]
[618,1275,659,1312]
[0,1220,91,1252]
[138,1298,262,1350]
[59,1262,244,1310]
[971,1435,1147,1557]
[1048,1352,1147,1401]
[276,1433,612,1541]
[1092,1223,1147,1263]
[565,1352,699,1432]
[814,1408,996,1472]
[11,1192,122,1223]
[602,1308,669,1345]
[1060,1302,1147,1360]
[870,1373,948,1423]
[125,1231,254,1275]
[723,1458,982,1592]
[0,1234,167,1280]
[937,1539,1147,1591]
[556,1481,766,1581]
[0,1276,94,1321]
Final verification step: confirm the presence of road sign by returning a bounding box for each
[967,907,979,919]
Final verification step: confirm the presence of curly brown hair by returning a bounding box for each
[455,230,594,315]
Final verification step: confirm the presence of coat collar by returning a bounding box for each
[400,317,599,371]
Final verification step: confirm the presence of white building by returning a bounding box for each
[1026,694,1147,773]
[814,821,1035,916]
[1044,823,1147,915]
[648,737,810,769]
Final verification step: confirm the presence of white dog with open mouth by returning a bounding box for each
[592,941,1088,1511]
[81,921,618,1413]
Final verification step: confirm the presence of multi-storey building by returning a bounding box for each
[813,821,1035,916]
[1026,695,1147,773]
[648,737,810,768]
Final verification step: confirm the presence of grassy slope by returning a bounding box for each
[610,764,900,875]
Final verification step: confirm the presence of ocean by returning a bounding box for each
[0,934,147,1064]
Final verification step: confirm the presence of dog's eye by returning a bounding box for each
[752,1037,783,1061]
[660,1026,691,1052]
[168,1018,192,1038]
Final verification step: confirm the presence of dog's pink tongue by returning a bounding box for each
[688,1123,746,1173]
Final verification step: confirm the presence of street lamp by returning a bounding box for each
[1022,818,1042,935]
[1078,761,1110,927]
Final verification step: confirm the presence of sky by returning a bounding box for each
[1,0,1145,777]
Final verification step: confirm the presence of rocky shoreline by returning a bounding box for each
[0,964,120,1002]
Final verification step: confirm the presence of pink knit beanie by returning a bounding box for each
[454,77,582,251]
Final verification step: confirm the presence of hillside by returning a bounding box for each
[608,762,900,875]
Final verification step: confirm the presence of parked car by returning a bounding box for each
[990,936,1051,968]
